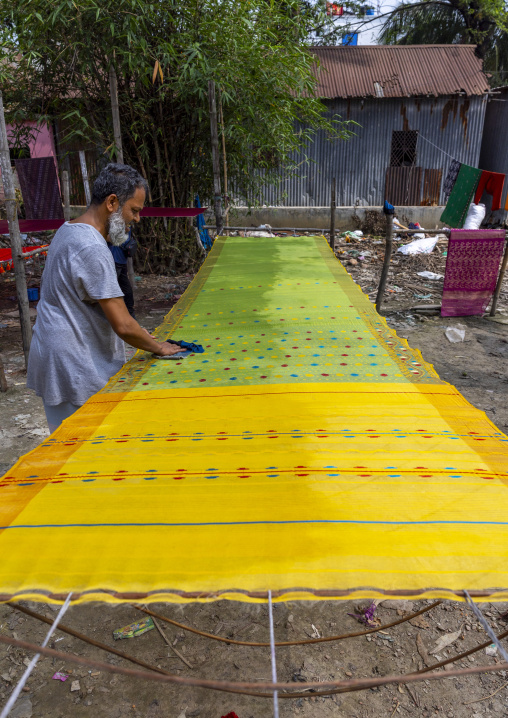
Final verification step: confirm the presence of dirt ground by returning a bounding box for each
[1,235,508,718]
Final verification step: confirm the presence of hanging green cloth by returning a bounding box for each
[440,164,482,228]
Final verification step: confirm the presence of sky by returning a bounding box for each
[323,1,402,45]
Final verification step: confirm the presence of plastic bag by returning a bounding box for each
[397,236,439,255]
[463,203,485,230]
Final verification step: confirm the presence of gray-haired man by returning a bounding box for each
[27,163,180,432]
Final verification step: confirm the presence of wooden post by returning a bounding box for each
[0,90,32,368]
[330,177,336,249]
[490,234,508,317]
[79,150,91,206]
[62,169,71,221]
[109,64,124,164]
[208,80,223,237]
[376,213,394,314]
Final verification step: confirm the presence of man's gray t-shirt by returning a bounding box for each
[27,222,126,406]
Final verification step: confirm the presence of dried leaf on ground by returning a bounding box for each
[431,628,462,655]
[410,615,430,629]
[416,633,432,666]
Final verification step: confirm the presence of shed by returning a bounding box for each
[478,86,508,224]
[260,45,489,207]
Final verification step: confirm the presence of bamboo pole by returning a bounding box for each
[109,64,124,164]
[0,90,32,367]
[218,90,229,234]
[208,80,223,237]
[62,169,71,221]
[109,63,136,288]
[79,151,91,207]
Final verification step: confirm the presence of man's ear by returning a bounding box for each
[105,194,120,213]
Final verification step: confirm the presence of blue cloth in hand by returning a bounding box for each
[168,339,205,354]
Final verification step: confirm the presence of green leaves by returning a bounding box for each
[378,0,508,77]
[2,0,353,270]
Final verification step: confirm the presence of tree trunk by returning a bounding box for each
[0,90,32,368]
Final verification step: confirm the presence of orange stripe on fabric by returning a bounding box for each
[0,393,120,529]
[422,383,508,487]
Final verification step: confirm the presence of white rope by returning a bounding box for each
[418,133,458,162]
[464,590,508,663]
[268,590,279,718]
[0,593,72,718]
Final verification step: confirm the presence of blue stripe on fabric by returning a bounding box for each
[1,519,508,530]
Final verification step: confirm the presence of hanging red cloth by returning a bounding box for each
[474,170,505,211]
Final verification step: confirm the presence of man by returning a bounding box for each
[27,162,180,432]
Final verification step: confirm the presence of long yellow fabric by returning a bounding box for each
[1,235,507,604]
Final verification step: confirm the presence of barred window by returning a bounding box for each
[390,130,418,167]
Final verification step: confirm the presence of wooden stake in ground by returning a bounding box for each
[330,177,336,249]
[208,80,223,237]
[0,90,32,368]
[376,213,394,313]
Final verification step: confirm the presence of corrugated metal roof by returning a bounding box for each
[311,45,489,99]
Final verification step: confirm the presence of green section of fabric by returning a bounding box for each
[103,236,442,393]
[440,164,482,228]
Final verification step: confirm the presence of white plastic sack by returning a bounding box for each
[417,271,443,280]
[463,203,485,230]
[445,327,466,343]
[397,236,439,256]
[245,224,275,237]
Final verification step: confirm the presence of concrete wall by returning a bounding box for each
[221,206,445,231]
[71,205,445,232]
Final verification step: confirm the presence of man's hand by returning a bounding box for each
[139,329,181,356]
[156,341,185,357]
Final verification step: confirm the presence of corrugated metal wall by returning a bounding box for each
[247,95,486,207]
[479,88,508,223]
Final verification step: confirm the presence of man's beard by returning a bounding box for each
[108,208,129,246]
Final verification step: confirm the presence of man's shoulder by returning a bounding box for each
[54,222,108,254]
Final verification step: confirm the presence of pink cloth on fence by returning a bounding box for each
[441,229,506,317]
